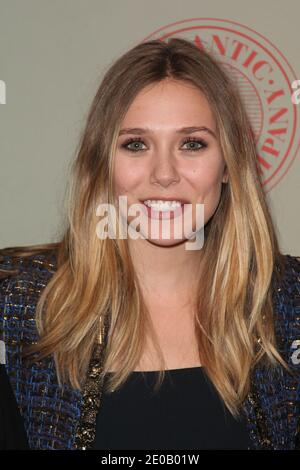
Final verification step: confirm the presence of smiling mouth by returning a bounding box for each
[139,199,187,220]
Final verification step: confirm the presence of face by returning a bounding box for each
[113,79,228,247]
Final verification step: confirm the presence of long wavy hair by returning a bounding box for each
[0,38,293,419]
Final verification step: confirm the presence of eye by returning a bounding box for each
[121,137,146,152]
[181,137,208,152]
[120,136,208,153]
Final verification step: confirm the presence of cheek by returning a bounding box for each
[113,159,140,195]
[189,169,223,226]
[188,165,222,198]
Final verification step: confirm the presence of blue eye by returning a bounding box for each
[182,137,208,151]
[121,137,208,153]
[121,138,147,152]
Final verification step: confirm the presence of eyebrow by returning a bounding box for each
[118,126,216,139]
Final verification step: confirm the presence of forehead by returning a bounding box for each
[121,80,215,130]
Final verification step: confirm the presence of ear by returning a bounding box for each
[222,166,229,184]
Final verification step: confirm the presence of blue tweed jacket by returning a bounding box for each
[0,250,299,450]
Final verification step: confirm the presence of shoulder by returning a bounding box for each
[273,253,300,318]
[0,245,58,292]
[0,246,58,346]
[0,245,58,280]
[277,253,300,289]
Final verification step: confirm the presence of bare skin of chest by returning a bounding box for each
[134,304,202,372]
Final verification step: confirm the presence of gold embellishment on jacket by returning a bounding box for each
[74,317,107,450]
[244,389,273,449]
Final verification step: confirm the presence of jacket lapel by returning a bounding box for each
[74,315,108,450]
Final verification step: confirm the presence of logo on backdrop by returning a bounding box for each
[142,18,300,192]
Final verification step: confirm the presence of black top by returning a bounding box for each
[93,366,253,450]
[0,364,29,449]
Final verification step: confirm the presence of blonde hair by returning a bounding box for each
[0,38,293,419]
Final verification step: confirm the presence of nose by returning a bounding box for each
[150,153,180,188]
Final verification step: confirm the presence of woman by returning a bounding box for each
[0,38,299,450]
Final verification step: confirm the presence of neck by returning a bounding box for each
[128,237,203,308]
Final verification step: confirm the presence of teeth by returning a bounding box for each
[143,200,183,211]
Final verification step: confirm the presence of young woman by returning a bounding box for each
[0,38,299,450]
